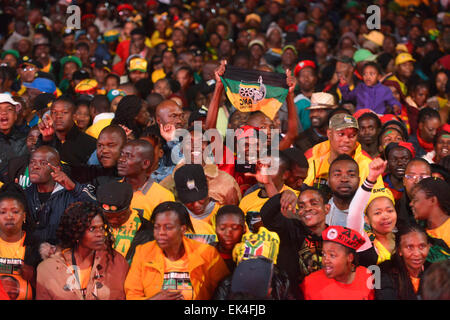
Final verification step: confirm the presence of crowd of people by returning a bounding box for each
[0,0,449,300]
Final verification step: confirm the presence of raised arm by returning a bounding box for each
[347,158,387,252]
[205,60,226,130]
[279,69,299,150]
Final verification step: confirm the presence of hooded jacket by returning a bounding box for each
[0,126,28,182]
[124,236,229,300]
[36,248,129,300]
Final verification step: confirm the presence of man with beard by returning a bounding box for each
[295,92,335,154]
[356,111,382,158]
[325,154,360,227]
[117,139,174,221]
[383,142,415,201]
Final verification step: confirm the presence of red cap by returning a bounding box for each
[440,123,450,133]
[236,125,259,141]
[322,226,365,251]
[398,141,416,158]
[284,24,297,32]
[353,108,378,120]
[81,14,95,21]
[294,60,316,77]
[146,0,158,6]
[438,54,450,71]
[380,114,401,125]
[117,4,134,12]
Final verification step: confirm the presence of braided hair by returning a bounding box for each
[111,95,145,138]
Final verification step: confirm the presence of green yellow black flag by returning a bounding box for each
[220,65,288,120]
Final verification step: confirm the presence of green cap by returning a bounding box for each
[1,49,20,60]
[60,55,82,69]
[353,49,377,63]
[329,113,359,131]
[282,44,298,56]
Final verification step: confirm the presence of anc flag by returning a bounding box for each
[220,65,288,120]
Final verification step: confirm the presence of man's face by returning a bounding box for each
[34,44,49,60]
[157,103,186,129]
[298,67,317,92]
[419,117,441,143]
[397,61,414,79]
[297,190,329,229]
[117,144,147,177]
[104,208,131,229]
[131,34,145,51]
[388,147,411,180]
[26,128,40,153]
[18,64,37,83]
[358,117,379,146]
[29,150,57,184]
[105,77,119,93]
[50,101,74,132]
[328,160,360,200]
[412,87,429,107]
[63,62,78,80]
[185,197,209,216]
[335,61,352,82]
[0,102,17,135]
[285,164,308,191]
[309,108,329,130]
[403,161,431,198]
[97,131,125,168]
[62,34,75,48]
[162,51,176,70]
[328,128,358,155]
[93,68,108,85]
[172,30,185,48]
[281,49,296,67]
[128,70,148,84]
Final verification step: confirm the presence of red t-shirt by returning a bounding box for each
[300,266,375,300]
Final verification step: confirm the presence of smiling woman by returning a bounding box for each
[35,202,129,300]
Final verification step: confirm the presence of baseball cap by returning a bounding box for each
[363,31,384,47]
[103,29,120,43]
[322,226,366,251]
[230,258,274,299]
[1,50,19,60]
[395,44,409,53]
[0,93,21,112]
[19,56,43,69]
[74,79,98,95]
[60,55,82,69]
[282,44,298,56]
[365,187,395,213]
[329,113,359,131]
[188,107,208,126]
[395,52,416,66]
[97,181,133,213]
[107,89,126,102]
[24,78,57,94]
[62,28,76,38]
[174,164,208,204]
[33,93,55,111]
[294,60,316,77]
[353,49,377,63]
[93,59,112,73]
[248,39,265,49]
[72,69,90,82]
[128,57,148,72]
[245,13,261,24]
[307,92,336,110]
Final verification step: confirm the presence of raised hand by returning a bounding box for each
[214,59,227,83]
[280,189,298,219]
[118,124,134,141]
[244,158,273,185]
[286,69,296,94]
[48,162,75,191]
[159,123,176,142]
[38,113,55,141]
[368,157,388,182]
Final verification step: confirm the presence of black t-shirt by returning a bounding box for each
[38,191,52,204]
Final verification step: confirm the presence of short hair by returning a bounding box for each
[421,260,450,300]
[75,41,89,51]
[125,139,154,162]
[216,205,245,225]
[99,124,127,143]
[175,65,194,78]
[298,186,329,204]
[0,183,29,215]
[329,154,359,174]
[417,107,441,124]
[362,61,382,74]
[358,112,382,129]
[105,73,120,84]
[430,163,450,184]
[90,95,110,114]
[52,95,75,112]
[150,201,194,233]
[406,157,431,173]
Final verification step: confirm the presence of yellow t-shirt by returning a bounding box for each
[0,234,33,300]
[79,266,92,290]
[184,202,221,245]
[111,209,142,259]
[128,178,175,221]
[427,218,450,248]
[162,253,193,300]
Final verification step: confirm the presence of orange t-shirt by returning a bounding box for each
[162,253,193,300]
[300,266,375,300]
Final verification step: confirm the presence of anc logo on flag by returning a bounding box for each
[220,65,288,120]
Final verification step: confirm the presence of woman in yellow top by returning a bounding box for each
[124,201,229,300]
[36,202,129,300]
[0,183,34,300]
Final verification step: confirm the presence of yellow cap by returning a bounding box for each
[129,57,148,72]
[75,79,98,95]
[395,52,416,66]
[232,227,280,264]
[395,44,409,53]
[365,187,395,214]
[363,31,384,47]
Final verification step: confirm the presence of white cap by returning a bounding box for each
[0,93,21,112]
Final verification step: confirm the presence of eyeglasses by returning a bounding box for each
[21,66,35,72]
[404,174,431,181]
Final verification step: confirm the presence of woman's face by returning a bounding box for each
[398,231,430,273]
[79,215,106,251]
[410,189,433,221]
[322,241,353,280]
[380,130,404,149]
[154,211,186,251]
[366,197,397,235]
[134,106,151,127]
[111,96,123,113]
[0,199,25,237]
[216,214,245,252]
[435,134,450,161]
[388,85,401,102]
[73,105,91,131]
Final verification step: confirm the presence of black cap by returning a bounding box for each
[174,164,208,204]
[19,56,43,69]
[94,58,111,71]
[131,27,146,37]
[188,107,208,126]
[33,93,55,111]
[62,28,76,37]
[231,258,273,299]
[97,181,133,212]
[72,69,90,82]
[280,147,308,168]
